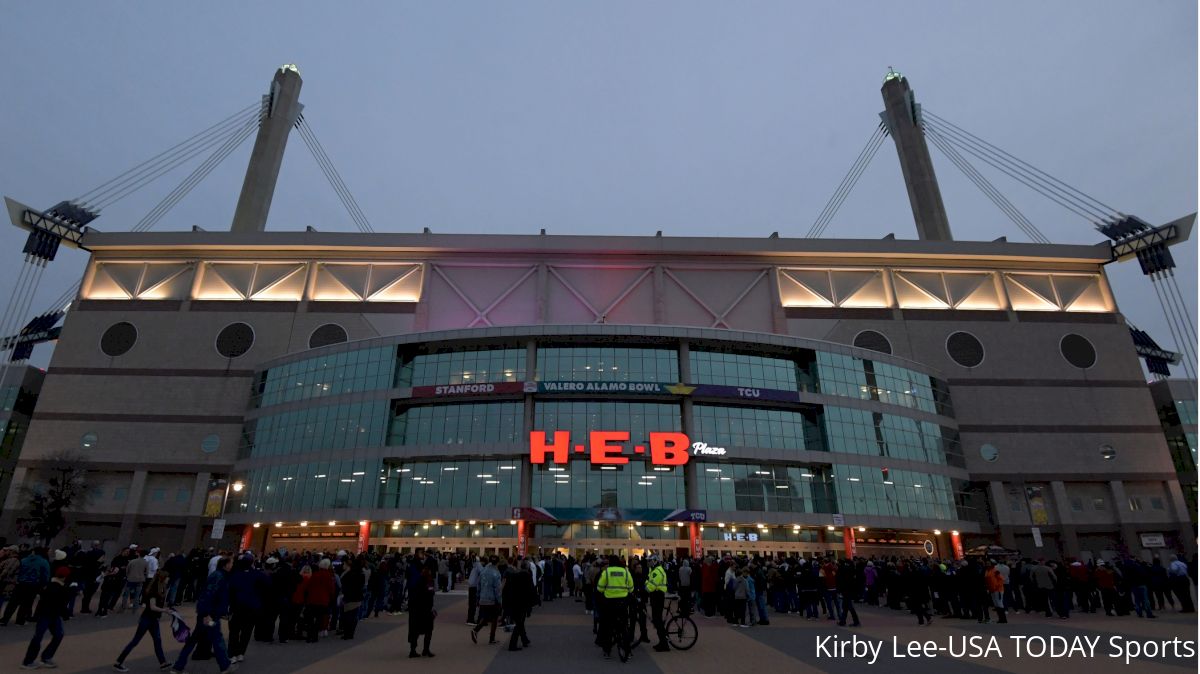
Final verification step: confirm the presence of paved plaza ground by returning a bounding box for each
[0,591,1194,674]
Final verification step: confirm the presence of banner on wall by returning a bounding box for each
[1024,486,1050,525]
[409,380,802,403]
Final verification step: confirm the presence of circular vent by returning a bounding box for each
[309,324,348,349]
[216,323,255,358]
[946,331,984,368]
[100,322,137,357]
[853,330,892,355]
[1060,334,1096,369]
[979,443,999,462]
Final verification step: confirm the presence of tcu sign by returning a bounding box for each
[530,431,690,466]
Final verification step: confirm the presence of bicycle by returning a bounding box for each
[662,594,698,651]
[612,596,640,662]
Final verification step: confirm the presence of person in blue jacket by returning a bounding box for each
[170,556,233,674]
[2,547,50,626]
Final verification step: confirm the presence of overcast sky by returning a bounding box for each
[0,2,1195,371]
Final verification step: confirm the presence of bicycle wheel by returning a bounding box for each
[665,615,697,650]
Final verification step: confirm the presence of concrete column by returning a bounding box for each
[988,481,1019,549]
[1164,480,1197,556]
[1050,481,1081,558]
[117,470,148,544]
[765,269,788,335]
[1108,480,1140,554]
[182,472,212,547]
[881,74,952,241]
[232,67,303,233]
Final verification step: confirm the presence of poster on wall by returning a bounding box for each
[203,482,226,518]
[211,519,226,540]
[1024,486,1050,525]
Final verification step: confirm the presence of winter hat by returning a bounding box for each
[54,566,71,579]
[54,550,67,561]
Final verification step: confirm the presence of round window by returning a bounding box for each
[853,330,892,355]
[80,432,98,450]
[1060,334,1097,369]
[216,323,255,358]
[1099,444,1116,460]
[100,322,137,357]
[979,443,999,462]
[946,331,984,368]
[309,324,348,349]
[200,434,221,454]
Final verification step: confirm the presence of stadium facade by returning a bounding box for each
[0,229,1191,561]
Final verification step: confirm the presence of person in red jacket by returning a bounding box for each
[295,559,336,642]
[1094,561,1118,616]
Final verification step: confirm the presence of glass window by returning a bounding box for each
[151,488,166,502]
[396,346,527,388]
[113,487,128,502]
[390,402,523,446]
[240,400,390,459]
[689,350,799,391]
[176,488,191,504]
[1093,498,1107,510]
[821,406,962,467]
[1128,497,1142,512]
[378,458,519,509]
[695,462,836,514]
[537,347,678,383]
[531,460,685,510]
[812,351,952,416]
[1150,497,1165,511]
[1070,497,1083,512]
[252,346,397,408]
[694,404,818,451]
[534,401,681,446]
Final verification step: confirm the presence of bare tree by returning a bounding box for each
[18,451,89,547]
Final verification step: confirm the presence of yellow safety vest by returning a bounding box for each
[598,567,633,599]
[646,565,667,594]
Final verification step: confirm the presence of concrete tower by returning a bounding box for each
[231,65,303,233]
[881,71,953,241]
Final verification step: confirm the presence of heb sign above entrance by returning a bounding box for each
[530,431,728,466]
[410,381,800,401]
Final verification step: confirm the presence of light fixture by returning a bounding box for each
[731,527,737,532]
[231,481,245,492]
[509,519,517,525]
[601,466,616,470]
[857,526,866,532]
[430,520,439,526]
[359,520,367,526]
[328,521,336,526]
[662,526,669,531]
[300,521,308,527]
[422,524,429,529]
[274,522,283,527]
[352,471,365,476]
[951,530,959,536]
[485,480,500,484]
[469,520,477,525]
[757,524,766,529]
[676,522,684,528]
[826,525,835,531]
[634,521,642,526]
[252,522,261,528]
[393,520,401,526]
[717,522,725,528]
[933,529,942,535]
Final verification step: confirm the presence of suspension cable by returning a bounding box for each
[77,102,262,210]
[295,118,374,233]
[812,130,886,239]
[923,117,1111,223]
[1152,276,1196,379]
[807,125,886,238]
[1159,273,1198,372]
[925,127,1050,243]
[924,110,1122,218]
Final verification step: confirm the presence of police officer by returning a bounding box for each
[646,556,670,652]
[595,555,633,659]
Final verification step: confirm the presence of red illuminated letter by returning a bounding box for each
[590,431,630,465]
[530,431,570,464]
[650,432,690,465]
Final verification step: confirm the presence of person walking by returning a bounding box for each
[112,570,171,672]
[503,560,534,651]
[119,550,149,614]
[407,562,436,658]
[170,556,234,674]
[228,554,269,662]
[470,556,502,645]
[19,566,71,670]
[1167,555,1195,612]
[466,556,482,625]
[835,559,860,627]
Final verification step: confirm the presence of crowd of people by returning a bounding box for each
[0,540,1196,670]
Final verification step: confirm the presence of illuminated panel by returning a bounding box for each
[834,270,889,308]
[86,262,193,300]
[248,263,306,301]
[1004,273,1059,311]
[1052,274,1112,312]
[945,272,1001,310]
[893,270,950,309]
[778,269,834,308]
[312,263,423,302]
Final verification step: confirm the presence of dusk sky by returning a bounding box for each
[0,2,1195,370]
